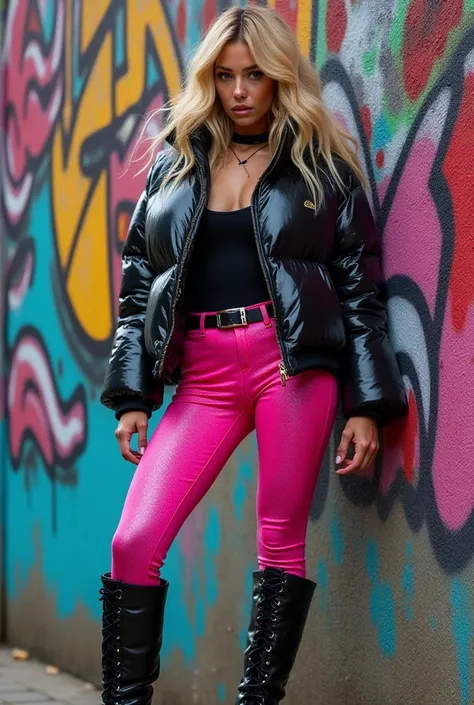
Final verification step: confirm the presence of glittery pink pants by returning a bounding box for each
[111,301,338,585]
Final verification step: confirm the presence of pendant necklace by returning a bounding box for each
[229,130,269,178]
[229,143,268,178]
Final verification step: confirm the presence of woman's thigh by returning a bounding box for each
[112,399,253,584]
[254,369,338,576]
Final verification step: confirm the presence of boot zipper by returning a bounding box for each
[156,159,207,378]
[249,129,291,386]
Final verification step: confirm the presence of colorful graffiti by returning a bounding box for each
[2,1,474,703]
[322,23,474,574]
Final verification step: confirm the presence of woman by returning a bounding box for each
[99,6,407,705]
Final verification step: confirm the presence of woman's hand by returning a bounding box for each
[335,416,379,475]
[115,411,149,465]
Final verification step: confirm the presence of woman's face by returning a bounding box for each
[214,41,276,133]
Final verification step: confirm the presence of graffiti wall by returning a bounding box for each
[1,1,473,703]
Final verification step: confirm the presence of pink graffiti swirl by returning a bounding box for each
[2,0,64,226]
[8,330,86,469]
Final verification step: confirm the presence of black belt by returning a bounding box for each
[186,303,274,330]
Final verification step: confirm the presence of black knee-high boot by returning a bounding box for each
[99,573,168,705]
[236,567,316,704]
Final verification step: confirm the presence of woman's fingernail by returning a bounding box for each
[335,455,341,464]
[140,447,146,455]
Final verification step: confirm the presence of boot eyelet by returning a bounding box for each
[265,645,272,652]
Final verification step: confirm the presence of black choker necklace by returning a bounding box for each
[232,130,269,145]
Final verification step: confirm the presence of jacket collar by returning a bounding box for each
[165,124,212,154]
[166,120,294,165]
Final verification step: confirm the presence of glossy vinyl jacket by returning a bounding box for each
[101,125,408,427]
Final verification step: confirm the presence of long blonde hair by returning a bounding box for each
[137,5,366,212]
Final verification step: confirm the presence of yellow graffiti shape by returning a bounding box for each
[51,1,181,353]
[66,172,112,342]
[297,0,313,59]
[115,0,181,116]
[80,0,110,50]
[52,29,113,342]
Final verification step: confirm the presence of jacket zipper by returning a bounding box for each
[156,159,207,378]
[156,134,291,385]
[250,135,290,386]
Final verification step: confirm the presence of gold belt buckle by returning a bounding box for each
[216,307,248,329]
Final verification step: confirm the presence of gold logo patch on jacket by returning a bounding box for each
[304,200,315,209]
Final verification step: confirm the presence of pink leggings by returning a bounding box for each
[111,301,338,585]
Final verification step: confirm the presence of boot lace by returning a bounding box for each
[239,571,287,702]
[99,584,123,705]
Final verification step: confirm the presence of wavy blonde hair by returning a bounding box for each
[136,5,367,212]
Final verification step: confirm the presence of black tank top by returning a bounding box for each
[184,206,270,312]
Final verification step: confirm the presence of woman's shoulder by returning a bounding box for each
[146,148,183,194]
[147,148,179,189]
[302,137,354,184]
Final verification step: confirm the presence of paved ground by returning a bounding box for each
[0,649,100,705]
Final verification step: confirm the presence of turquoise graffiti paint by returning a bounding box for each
[233,443,255,521]
[42,0,56,43]
[450,578,472,705]
[371,115,392,169]
[204,506,221,606]
[330,512,344,566]
[366,539,396,658]
[218,683,226,701]
[114,6,125,67]
[317,558,328,613]
[146,52,161,90]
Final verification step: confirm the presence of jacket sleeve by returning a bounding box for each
[112,395,155,421]
[100,165,163,414]
[329,164,408,427]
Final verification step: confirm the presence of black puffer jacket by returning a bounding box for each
[101,125,407,427]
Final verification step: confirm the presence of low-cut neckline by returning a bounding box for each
[205,205,252,215]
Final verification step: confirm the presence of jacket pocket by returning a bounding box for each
[144,266,178,358]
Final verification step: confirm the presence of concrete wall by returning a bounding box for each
[1,1,473,703]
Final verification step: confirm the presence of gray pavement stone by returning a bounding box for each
[1,694,50,703]
[0,650,99,705]
[1,694,49,702]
